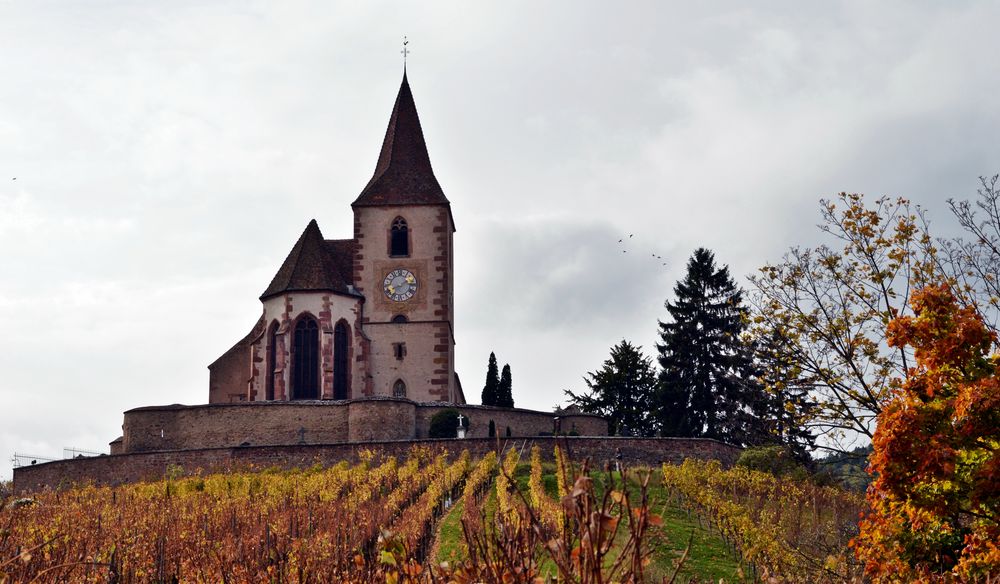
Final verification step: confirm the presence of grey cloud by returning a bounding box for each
[3,1,999,478]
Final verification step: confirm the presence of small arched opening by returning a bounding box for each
[390,216,409,257]
[392,379,407,398]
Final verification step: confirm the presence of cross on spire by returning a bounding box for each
[400,36,410,66]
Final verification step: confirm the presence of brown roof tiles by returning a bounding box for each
[260,220,358,300]
[352,72,450,208]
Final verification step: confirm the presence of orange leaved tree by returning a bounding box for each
[854,284,1000,581]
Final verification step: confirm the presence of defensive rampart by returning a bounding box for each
[13,437,741,493]
[120,398,607,453]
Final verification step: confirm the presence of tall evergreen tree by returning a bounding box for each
[656,248,762,445]
[565,340,658,437]
[752,323,817,460]
[497,364,514,407]
[481,352,500,406]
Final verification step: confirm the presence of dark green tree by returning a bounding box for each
[565,340,658,437]
[429,408,462,438]
[656,248,763,445]
[751,322,817,460]
[497,363,514,407]
[481,352,500,406]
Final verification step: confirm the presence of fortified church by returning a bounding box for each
[14,71,753,494]
[97,71,605,456]
[208,71,463,406]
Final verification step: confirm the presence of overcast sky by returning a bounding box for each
[2,1,999,479]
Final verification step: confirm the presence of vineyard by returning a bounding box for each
[662,459,865,582]
[0,444,876,582]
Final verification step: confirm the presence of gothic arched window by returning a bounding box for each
[391,314,408,324]
[390,217,409,257]
[393,379,407,398]
[292,316,319,400]
[333,321,349,400]
[266,321,279,401]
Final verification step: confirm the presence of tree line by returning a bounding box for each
[568,175,1000,457]
[564,247,804,452]
[565,175,1000,578]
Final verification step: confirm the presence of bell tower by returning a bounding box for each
[351,72,458,403]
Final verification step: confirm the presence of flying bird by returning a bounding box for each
[618,239,622,243]
[629,234,633,238]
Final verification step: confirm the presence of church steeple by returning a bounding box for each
[352,73,449,207]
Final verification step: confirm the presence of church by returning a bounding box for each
[207,72,464,406]
[86,70,606,457]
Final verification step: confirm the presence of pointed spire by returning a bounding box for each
[260,220,354,299]
[353,73,449,207]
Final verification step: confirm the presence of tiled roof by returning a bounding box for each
[352,72,450,207]
[260,220,357,300]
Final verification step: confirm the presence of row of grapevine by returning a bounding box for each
[527,446,561,531]
[494,447,520,525]
[391,451,471,556]
[662,459,864,582]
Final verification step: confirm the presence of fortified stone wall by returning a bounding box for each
[347,399,416,441]
[120,399,607,454]
[123,402,351,453]
[13,437,741,493]
[415,405,606,439]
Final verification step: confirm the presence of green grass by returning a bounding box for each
[642,475,745,582]
[432,461,745,581]
[434,497,468,564]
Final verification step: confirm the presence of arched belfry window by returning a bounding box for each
[292,316,319,400]
[333,321,349,400]
[393,379,407,398]
[266,321,279,401]
[390,217,409,257]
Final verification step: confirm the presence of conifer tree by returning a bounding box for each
[565,340,659,437]
[752,323,817,459]
[497,364,514,407]
[481,352,500,406]
[656,248,762,445]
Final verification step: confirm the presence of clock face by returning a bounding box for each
[383,268,418,302]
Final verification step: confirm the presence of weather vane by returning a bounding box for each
[401,36,410,66]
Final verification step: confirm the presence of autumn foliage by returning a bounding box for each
[854,284,1000,581]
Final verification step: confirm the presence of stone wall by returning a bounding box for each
[347,399,416,441]
[13,436,741,493]
[120,399,608,453]
[123,402,351,452]
[415,405,607,439]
